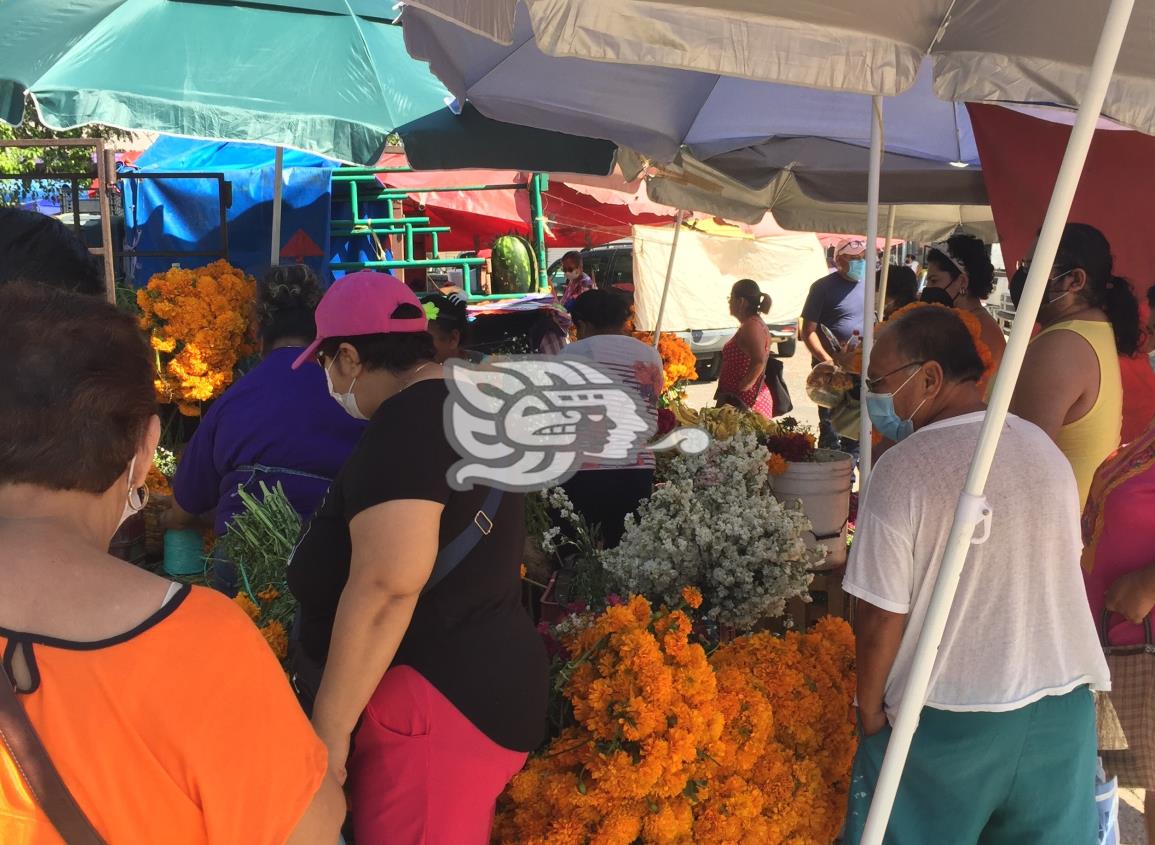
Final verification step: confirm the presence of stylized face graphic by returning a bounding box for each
[443,358,654,491]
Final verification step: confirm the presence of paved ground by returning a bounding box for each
[687,356,1150,844]
[1122,789,1147,844]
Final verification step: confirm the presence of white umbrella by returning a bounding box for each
[402,0,1155,136]
[401,1,1145,842]
[617,147,997,242]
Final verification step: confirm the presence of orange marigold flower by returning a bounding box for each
[260,620,288,659]
[234,593,260,622]
[765,453,789,476]
[680,586,703,610]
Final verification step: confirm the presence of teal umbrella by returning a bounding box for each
[0,0,451,164]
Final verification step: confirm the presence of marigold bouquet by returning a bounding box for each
[699,617,857,843]
[137,260,257,416]
[604,432,821,630]
[632,332,698,405]
[219,482,300,662]
[494,602,856,845]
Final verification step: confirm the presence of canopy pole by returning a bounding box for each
[652,210,685,346]
[877,206,898,313]
[859,1,1135,842]
[530,172,550,292]
[858,96,883,482]
[95,140,116,305]
[270,146,284,265]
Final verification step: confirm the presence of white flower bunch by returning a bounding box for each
[154,446,178,478]
[603,431,820,631]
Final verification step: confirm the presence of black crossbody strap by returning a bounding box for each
[423,487,504,595]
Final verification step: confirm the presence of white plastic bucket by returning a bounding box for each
[770,449,854,567]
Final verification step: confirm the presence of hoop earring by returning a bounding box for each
[128,483,150,513]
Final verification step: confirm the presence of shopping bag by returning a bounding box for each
[1099,612,1155,785]
[764,357,793,415]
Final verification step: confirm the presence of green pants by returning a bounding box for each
[845,687,1097,845]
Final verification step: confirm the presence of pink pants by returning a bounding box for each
[349,666,528,845]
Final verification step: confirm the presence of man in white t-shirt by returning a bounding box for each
[843,306,1109,845]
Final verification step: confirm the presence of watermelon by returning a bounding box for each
[490,234,537,294]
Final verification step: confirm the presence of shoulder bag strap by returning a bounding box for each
[423,486,505,595]
[0,671,106,844]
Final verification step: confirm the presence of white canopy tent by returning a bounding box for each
[399,2,1148,841]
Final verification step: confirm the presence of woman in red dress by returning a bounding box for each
[715,278,775,419]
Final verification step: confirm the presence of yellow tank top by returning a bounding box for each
[1033,320,1122,507]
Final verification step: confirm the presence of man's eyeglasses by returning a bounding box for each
[864,361,925,393]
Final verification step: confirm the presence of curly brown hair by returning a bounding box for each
[257,265,324,348]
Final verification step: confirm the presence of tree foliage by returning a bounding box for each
[0,111,134,203]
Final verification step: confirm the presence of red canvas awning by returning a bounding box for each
[375,153,673,250]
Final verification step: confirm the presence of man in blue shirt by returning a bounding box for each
[801,238,868,456]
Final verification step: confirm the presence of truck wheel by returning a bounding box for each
[775,339,797,358]
[696,354,720,382]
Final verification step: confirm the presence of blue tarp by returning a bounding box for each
[122,137,337,285]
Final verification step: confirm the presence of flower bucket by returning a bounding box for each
[162,528,205,577]
[770,449,854,568]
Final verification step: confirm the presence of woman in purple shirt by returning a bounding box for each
[171,266,365,592]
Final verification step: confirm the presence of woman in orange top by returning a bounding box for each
[0,285,344,844]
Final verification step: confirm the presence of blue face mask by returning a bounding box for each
[863,366,927,443]
[846,259,866,283]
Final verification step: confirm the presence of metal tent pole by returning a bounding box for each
[858,96,884,481]
[877,206,898,314]
[859,1,1136,841]
[95,140,116,304]
[652,210,685,345]
[270,146,284,265]
[530,172,550,292]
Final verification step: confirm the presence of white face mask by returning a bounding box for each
[118,456,148,530]
[325,359,368,420]
[564,269,581,282]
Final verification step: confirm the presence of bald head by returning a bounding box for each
[866,306,988,433]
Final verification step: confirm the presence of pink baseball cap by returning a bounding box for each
[291,271,428,369]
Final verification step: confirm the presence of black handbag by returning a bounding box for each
[765,357,793,415]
